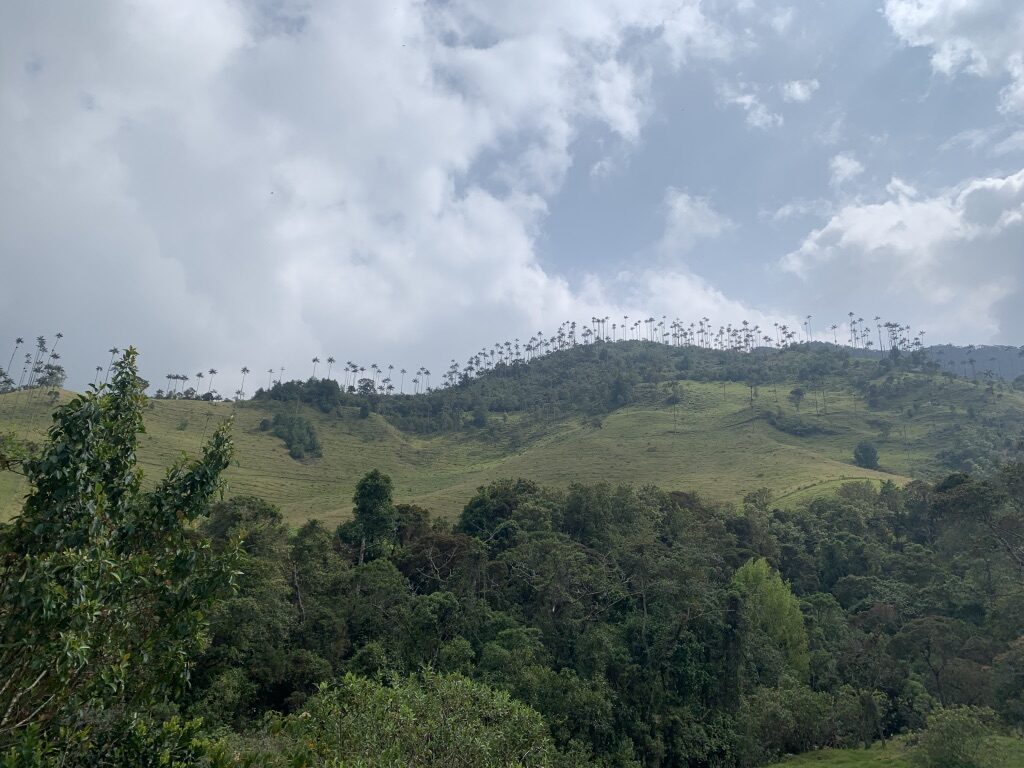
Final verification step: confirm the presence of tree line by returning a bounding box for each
[9,311,996,408]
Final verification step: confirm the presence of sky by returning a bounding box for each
[2,0,1023,392]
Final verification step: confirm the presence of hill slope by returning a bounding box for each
[3,345,1023,525]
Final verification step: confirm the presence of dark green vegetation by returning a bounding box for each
[259,412,323,459]
[2,351,1023,766]
[5,342,1024,525]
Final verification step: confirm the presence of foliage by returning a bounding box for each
[0,349,239,758]
[180,461,1024,766]
[5,350,1024,767]
[854,441,879,469]
[261,411,322,459]
[911,707,1004,768]
[218,671,555,767]
[732,557,810,687]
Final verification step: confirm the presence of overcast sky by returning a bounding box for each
[2,0,1023,391]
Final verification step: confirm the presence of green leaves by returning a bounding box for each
[0,348,239,757]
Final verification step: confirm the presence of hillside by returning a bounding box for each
[2,344,1023,525]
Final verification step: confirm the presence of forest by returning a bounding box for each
[1,350,1023,767]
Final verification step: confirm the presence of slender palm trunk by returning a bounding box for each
[4,342,20,384]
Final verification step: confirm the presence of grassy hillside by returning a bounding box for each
[3,346,1023,525]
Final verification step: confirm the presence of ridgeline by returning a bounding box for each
[3,342,1022,525]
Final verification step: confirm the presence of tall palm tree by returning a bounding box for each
[104,348,120,385]
[207,369,217,395]
[268,369,275,389]
[312,357,320,379]
[326,357,335,381]
[5,337,23,383]
[93,366,103,387]
[26,336,46,391]
[400,368,406,394]
[239,367,250,400]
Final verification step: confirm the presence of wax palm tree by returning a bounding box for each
[5,337,23,383]
[239,367,250,400]
[93,366,103,387]
[207,368,217,396]
[267,368,274,389]
[312,357,320,379]
[104,348,120,385]
[26,337,46,391]
[326,357,335,381]
[42,332,63,382]
[400,368,407,394]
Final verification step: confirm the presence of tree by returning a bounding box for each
[221,671,555,767]
[731,557,810,688]
[103,346,119,385]
[912,706,1001,768]
[4,338,22,389]
[0,348,239,757]
[350,469,396,565]
[239,366,250,401]
[854,441,880,469]
[788,387,806,411]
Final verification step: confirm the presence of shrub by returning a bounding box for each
[854,440,879,469]
[912,706,1001,768]
[217,672,555,767]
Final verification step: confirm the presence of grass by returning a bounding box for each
[769,741,913,768]
[1,371,1022,527]
[768,735,1024,768]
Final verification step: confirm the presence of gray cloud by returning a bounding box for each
[782,170,1024,342]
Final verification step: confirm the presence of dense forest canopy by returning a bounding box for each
[1,351,1023,766]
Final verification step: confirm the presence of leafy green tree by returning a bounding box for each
[912,706,1002,768]
[731,557,810,687]
[0,349,238,758]
[348,469,396,564]
[192,496,297,724]
[854,440,880,469]
[788,387,806,411]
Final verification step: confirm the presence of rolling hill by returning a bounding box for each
[2,343,1023,526]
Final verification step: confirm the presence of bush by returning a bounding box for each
[912,706,1001,768]
[217,672,555,767]
[267,412,322,459]
[854,440,879,469]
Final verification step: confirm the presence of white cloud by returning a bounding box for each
[718,82,783,129]
[782,168,1024,342]
[885,0,1024,113]
[829,153,865,187]
[940,126,1000,152]
[769,7,796,35]
[0,0,752,386]
[993,130,1024,155]
[659,188,733,255]
[769,199,833,222]
[781,78,819,103]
